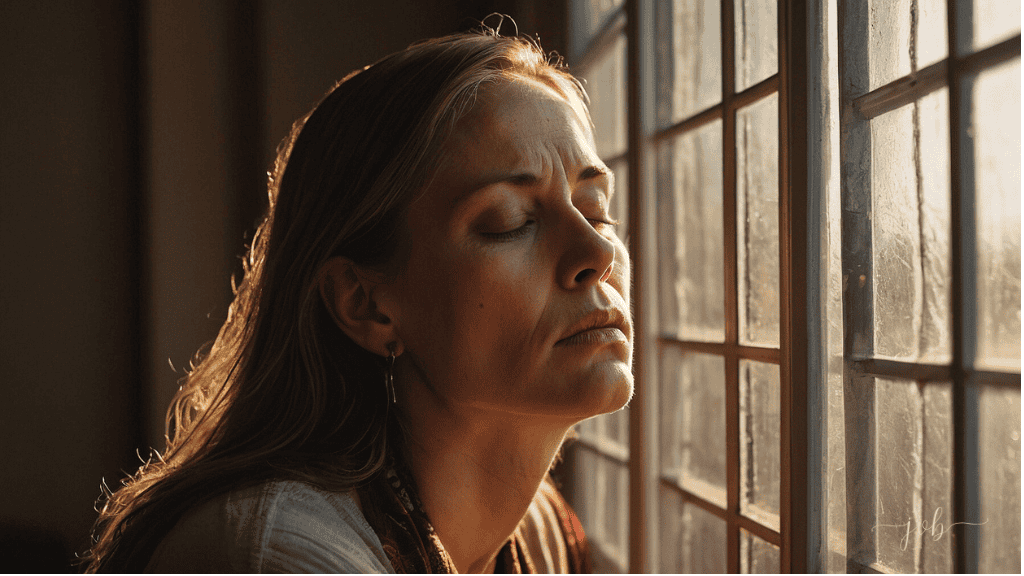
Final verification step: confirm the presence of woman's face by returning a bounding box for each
[384,76,632,422]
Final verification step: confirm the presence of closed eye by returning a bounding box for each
[481,220,535,241]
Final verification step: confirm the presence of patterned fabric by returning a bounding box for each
[357,458,591,574]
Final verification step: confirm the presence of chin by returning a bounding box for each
[562,359,634,421]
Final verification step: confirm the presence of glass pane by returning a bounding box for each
[917,0,948,71]
[737,93,780,347]
[658,120,725,341]
[977,384,1021,574]
[570,447,599,540]
[740,529,780,573]
[660,347,727,507]
[867,0,910,88]
[656,0,721,126]
[578,34,628,160]
[601,457,629,569]
[659,485,728,573]
[603,405,629,453]
[870,89,952,363]
[970,0,1021,52]
[734,0,778,91]
[921,383,954,574]
[973,60,1021,371]
[568,0,626,61]
[739,360,781,531]
[846,377,953,573]
[868,0,948,90]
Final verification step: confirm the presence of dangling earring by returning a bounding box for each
[385,342,398,404]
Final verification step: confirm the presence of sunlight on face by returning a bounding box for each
[387,76,633,422]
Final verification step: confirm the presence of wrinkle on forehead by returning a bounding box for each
[440,76,599,180]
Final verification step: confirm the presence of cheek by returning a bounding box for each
[399,247,547,369]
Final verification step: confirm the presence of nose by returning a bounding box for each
[558,214,617,290]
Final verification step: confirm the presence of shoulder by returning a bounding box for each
[145,479,393,573]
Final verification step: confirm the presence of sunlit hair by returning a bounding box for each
[80,25,590,572]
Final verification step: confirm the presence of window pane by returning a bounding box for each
[568,0,625,61]
[604,405,629,453]
[660,347,727,507]
[734,0,777,91]
[570,448,628,571]
[659,485,728,573]
[656,0,721,126]
[658,120,725,342]
[846,377,953,573]
[601,457,629,569]
[870,89,952,363]
[866,0,913,88]
[578,34,628,160]
[740,528,780,573]
[917,0,948,71]
[739,360,781,531]
[977,384,1021,574]
[737,93,780,347]
[970,0,1021,53]
[867,0,948,90]
[973,60,1021,371]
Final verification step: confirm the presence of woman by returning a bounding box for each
[82,26,632,573]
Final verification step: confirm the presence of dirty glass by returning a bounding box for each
[976,383,1021,573]
[869,89,951,363]
[867,0,948,91]
[657,120,725,342]
[660,485,728,573]
[568,0,625,61]
[970,0,1021,52]
[736,93,780,347]
[739,360,781,531]
[740,528,780,573]
[660,347,727,507]
[845,376,953,573]
[569,448,629,571]
[734,0,777,91]
[655,0,721,126]
[579,34,628,160]
[973,60,1021,372]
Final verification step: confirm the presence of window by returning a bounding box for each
[562,0,1021,572]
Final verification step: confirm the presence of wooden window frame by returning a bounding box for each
[838,0,1022,571]
[566,0,1019,573]
[565,0,812,572]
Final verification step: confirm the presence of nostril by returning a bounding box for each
[574,268,597,284]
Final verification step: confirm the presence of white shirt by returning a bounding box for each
[145,480,393,573]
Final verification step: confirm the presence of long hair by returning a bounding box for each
[80,27,589,572]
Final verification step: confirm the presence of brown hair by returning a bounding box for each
[81,27,589,572]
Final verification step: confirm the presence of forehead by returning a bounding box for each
[440,76,597,176]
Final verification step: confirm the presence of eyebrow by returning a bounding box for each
[451,165,612,207]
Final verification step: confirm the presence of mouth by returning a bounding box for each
[555,307,631,347]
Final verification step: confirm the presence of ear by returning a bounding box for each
[319,257,402,357]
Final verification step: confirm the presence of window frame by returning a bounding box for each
[564,0,1020,573]
[565,0,811,572]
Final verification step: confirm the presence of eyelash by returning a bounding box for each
[482,220,535,241]
[483,216,619,242]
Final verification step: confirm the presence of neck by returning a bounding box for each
[399,391,573,574]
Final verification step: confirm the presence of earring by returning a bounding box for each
[385,342,398,404]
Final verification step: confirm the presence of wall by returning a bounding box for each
[0,0,564,570]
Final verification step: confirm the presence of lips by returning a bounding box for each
[555,307,631,346]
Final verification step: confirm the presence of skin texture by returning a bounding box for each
[324,76,633,573]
